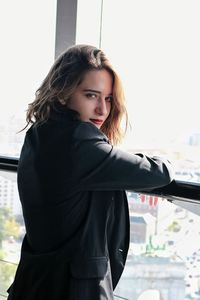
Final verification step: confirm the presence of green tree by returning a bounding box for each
[0,208,20,296]
[0,208,8,248]
[4,218,20,239]
[0,207,20,247]
[0,261,17,297]
[167,221,181,232]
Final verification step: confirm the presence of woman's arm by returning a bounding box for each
[71,122,174,192]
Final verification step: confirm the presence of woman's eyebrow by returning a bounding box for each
[83,89,101,94]
[83,89,113,95]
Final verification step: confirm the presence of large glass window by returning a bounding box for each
[98,2,200,299]
[0,170,23,297]
[77,2,200,299]
[114,193,200,300]
[101,1,200,184]
[0,0,57,157]
[0,1,57,297]
[77,0,200,184]
[1,1,200,299]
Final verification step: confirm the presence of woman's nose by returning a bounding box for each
[95,99,108,116]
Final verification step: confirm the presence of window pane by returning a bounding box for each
[0,0,57,157]
[113,193,200,300]
[97,2,200,299]
[100,0,200,184]
[0,170,24,297]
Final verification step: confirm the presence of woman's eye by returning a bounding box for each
[86,93,97,99]
[106,96,113,102]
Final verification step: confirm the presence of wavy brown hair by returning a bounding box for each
[26,44,128,145]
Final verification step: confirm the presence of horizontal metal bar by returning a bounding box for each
[0,156,200,202]
[143,180,200,202]
[0,156,18,172]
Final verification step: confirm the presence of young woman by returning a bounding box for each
[8,44,173,300]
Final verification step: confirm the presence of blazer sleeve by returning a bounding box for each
[71,122,174,192]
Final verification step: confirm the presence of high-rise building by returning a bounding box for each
[0,173,22,215]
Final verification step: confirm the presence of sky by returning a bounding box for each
[1,0,200,152]
[100,0,200,147]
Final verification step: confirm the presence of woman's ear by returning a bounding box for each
[58,98,66,105]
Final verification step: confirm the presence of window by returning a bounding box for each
[76,0,200,184]
[104,1,200,184]
[1,1,200,299]
[76,1,200,299]
[0,171,23,296]
[0,1,57,297]
[0,0,57,157]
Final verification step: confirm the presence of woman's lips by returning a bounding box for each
[90,119,103,126]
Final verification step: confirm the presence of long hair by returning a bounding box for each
[26,44,128,145]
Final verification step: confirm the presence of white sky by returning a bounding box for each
[77,0,200,150]
[0,0,200,151]
[100,0,200,148]
[0,1,57,120]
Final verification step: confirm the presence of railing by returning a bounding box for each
[0,156,18,172]
[1,155,199,202]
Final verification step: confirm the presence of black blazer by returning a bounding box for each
[8,106,173,299]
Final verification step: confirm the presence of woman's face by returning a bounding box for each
[67,69,113,129]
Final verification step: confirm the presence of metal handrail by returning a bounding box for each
[0,156,200,201]
[0,156,18,172]
[145,180,200,202]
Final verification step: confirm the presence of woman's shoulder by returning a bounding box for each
[73,122,109,143]
[24,119,109,147]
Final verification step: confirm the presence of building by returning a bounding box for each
[0,172,21,216]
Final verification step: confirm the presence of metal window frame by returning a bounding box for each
[55,0,78,59]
